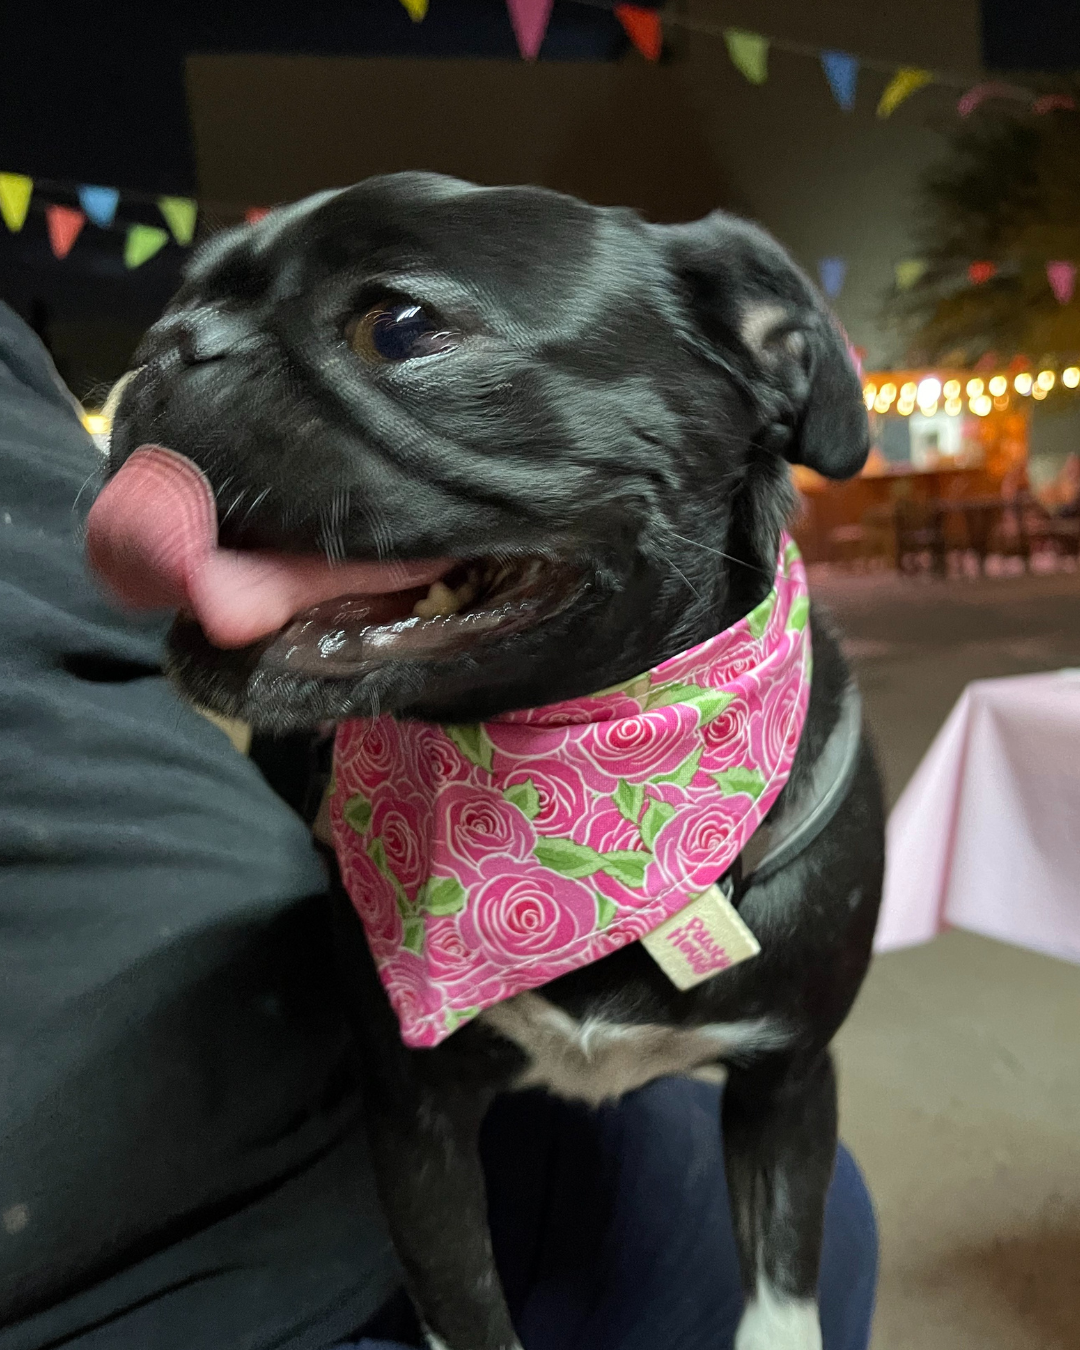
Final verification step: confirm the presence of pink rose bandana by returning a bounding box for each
[331,536,812,1047]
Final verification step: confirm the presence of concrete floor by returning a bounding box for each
[813,567,1080,1350]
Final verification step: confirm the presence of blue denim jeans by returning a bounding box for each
[341,1077,877,1350]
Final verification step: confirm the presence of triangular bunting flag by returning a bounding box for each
[245,206,270,224]
[614,5,662,61]
[0,174,33,233]
[818,257,847,298]
[820,51,859,110]
[877,68,933,118]
[45,204,85,259]
[124,223,169,269]
[957,82,1031,117]
[1047,261,1076,305]
[895,259,927,291]
[1033,94,1076,115]
[78,185,120,228]
[968,261,996,285]
[157,196,197,246]
[399,0,428,20]
[724,30,768,85]
[506,0,553,60]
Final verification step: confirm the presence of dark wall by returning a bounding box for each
[186,55,733,223]
[982,0,1080,71]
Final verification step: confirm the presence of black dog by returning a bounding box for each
[105,173,884,1350]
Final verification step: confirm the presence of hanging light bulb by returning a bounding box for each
[988,375,1007,396]
[966,377,984,397]
[1032,384,1048,400]
[1037,369,1056,391]
[943,379,961,399]
[945,397,963,416]
[863,382,877,408]
[1014,372,1033,395]
[1063,367,1080,388]
[971,394,992,416]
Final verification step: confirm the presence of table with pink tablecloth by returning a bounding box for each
[874,670,1080,964]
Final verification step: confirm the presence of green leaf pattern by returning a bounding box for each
[613,778,646,824]
[343,792,372,833]
[714,766,767,800]
[639,798,676,850]
[503,778,541,819]
[444,722,495,771]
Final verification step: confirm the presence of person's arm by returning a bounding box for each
[0,301,400,1350]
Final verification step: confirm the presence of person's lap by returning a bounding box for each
[347,1076,877,1350]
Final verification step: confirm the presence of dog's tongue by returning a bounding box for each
[86,446,450,648]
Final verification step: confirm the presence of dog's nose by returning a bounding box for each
[176,309,249,365]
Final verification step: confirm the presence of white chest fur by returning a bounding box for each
[478,991,789,1108]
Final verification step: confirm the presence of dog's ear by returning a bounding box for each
[660,211,869,480]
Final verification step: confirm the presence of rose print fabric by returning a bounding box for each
[331,536,812,1047]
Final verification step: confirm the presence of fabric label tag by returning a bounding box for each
[640,884,760,990]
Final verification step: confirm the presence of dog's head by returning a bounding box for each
[99,172,867,731]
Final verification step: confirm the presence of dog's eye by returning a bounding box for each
[348,302,457,363]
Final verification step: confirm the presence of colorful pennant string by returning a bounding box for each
[820,51,859,111]
[1047,261,1076,305]
[723,29,769,85]
[78,185,120,228]
[818,257,847,298]
[505,0,553,60]
[957,82,1031,117]
[895,259,927,291]
[157,195,197,245]
[45,204,85,259]
[877,68,933,118]
[0,174,34,233]
[124,223,169,269]
[245,206,271,224]
[399,0,428,19]
[614,4,662,62]
[1032,94,1076,115]
[968,261,997,285]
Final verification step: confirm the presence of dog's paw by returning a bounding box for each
[734,1284,822,1350]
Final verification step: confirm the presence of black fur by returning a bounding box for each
[108,172,883,1350]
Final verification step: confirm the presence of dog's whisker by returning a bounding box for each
[665,556,703,603]
[365,509,396,563]
[663,530,771,577]
[241,487,273,524]
[218,488,249,525]
[318,488,351,564]
[72,471,100,515]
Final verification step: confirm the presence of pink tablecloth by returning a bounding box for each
[875,671,1080,963]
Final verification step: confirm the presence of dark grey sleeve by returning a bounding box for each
[0,304,399,1350]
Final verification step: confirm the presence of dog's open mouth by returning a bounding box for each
[261,554,584,677]
[86,445,586,677]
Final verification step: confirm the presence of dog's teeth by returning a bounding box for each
[412,580,461,620]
